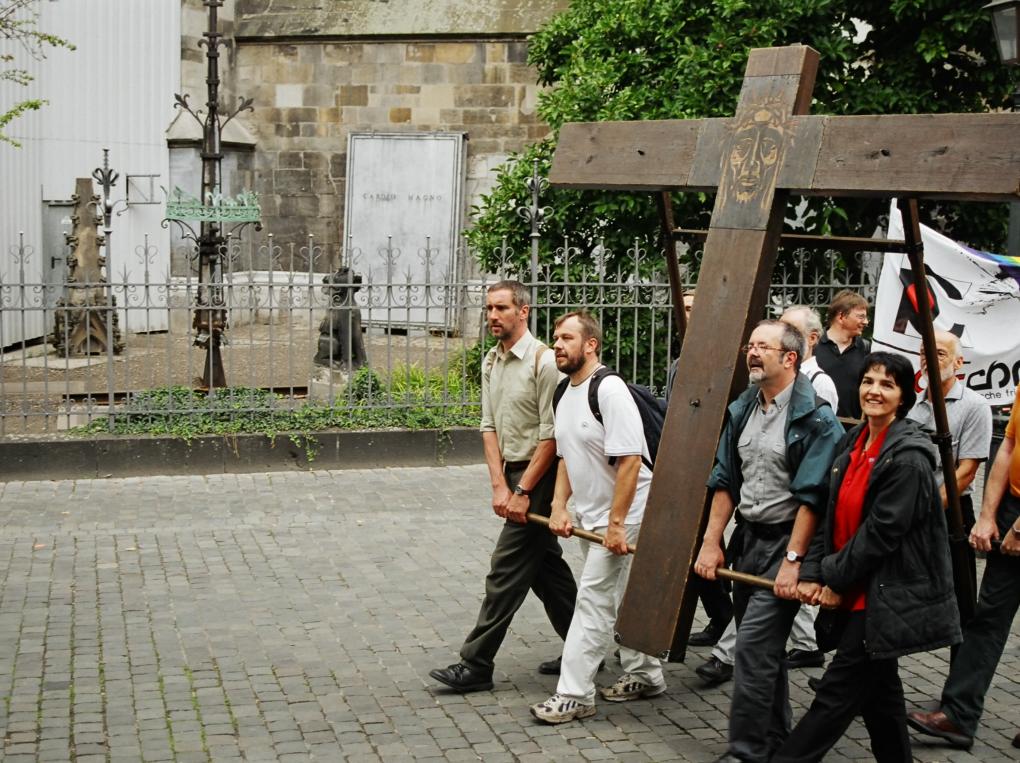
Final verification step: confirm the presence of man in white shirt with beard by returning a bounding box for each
[530,310,666,724]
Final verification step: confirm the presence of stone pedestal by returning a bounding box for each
[308,366,350,405]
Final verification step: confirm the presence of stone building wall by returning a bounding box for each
[233,39,550,267]
[208,0,570,270]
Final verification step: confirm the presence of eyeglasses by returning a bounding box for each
[742,343,785,354]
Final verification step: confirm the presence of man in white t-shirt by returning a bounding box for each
[530,311,666,724]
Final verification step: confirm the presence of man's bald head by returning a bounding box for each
[921,330,965,389]
[933,330,961,359]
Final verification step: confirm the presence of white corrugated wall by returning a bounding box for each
[0,0,180,345]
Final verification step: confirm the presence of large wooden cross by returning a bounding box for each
[550,45,1020,660]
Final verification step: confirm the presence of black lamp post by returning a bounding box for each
[166,0,257,388]
[986,0,1020,257]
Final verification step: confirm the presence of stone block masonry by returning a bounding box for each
[235,40,550,269]
[0,465,1015,760]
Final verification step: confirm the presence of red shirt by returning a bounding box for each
[832,425,889,611]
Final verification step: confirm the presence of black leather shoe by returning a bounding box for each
[786,648,825,669]
[538,656,605,675]
[1012,731,1020,749]
[429,663,493,693]
[538,656,561,675]
[688,620,729,647]
[695,656,733,687]
[807,675,822,692]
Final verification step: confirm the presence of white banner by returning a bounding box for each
[873,200,1020,405]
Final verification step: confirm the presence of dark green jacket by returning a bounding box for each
[802,418,962,659]
[707,373,843,514]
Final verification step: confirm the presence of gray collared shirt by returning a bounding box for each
[907,379,992,496]
[736,380,799,523]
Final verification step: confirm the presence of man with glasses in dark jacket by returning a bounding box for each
[695,320,843,763]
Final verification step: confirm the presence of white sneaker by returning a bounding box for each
[530,693,597,724]
[598,674,667,702]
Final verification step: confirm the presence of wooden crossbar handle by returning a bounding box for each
[715,567,776,590]
[526,513,637,554]
[526,514,775,589]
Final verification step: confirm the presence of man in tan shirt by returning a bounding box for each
[429,280,578,692]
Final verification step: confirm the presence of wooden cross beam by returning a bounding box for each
[549,44,1020,660]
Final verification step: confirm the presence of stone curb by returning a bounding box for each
[0,428,483,481]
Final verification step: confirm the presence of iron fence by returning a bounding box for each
[0,231,877,437]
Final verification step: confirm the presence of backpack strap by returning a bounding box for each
[554,365,612,415]
[482,345,497,383]
[552,375,569,413]
[533,343,548,377]
[586,366,615,425]
[587,367,655,470]
[808,369,823,383]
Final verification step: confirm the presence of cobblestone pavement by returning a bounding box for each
[0,465,1017,762]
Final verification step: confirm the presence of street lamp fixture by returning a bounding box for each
[986,0,1020,259]
[986,0,1020,66]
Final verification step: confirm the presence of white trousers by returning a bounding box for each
[557,523,664,704]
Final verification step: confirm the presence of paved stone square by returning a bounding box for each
[0,464,1017,762]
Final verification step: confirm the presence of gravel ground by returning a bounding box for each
[0,321,481,435]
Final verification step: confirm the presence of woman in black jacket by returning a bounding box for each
[772,352,961,763]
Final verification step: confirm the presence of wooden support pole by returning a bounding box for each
[657,192,688,340]
[900,198,976,624]
[672,228,910,254]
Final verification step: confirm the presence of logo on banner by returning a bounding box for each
[873,201,1020,405]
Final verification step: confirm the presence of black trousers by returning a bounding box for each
[772,612,911,763]
[950,494,976,660]
[698,577,733,627]
[459,461,578,673]
[942,492,1020,735]
[698,527,737,627]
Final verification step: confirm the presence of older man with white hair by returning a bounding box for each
[782,305,838,411]
[907,330,992,585]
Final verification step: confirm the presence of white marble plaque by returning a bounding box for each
[344,132,466,329]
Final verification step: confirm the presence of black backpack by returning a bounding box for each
[552,366,666,470]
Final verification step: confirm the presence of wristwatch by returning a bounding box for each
[513,484,531,497]
[785,550,805,563]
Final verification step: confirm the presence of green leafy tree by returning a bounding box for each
[1,0,74,147]
[467,0,1013,274]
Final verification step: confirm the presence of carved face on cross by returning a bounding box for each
[727,99,788,205]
